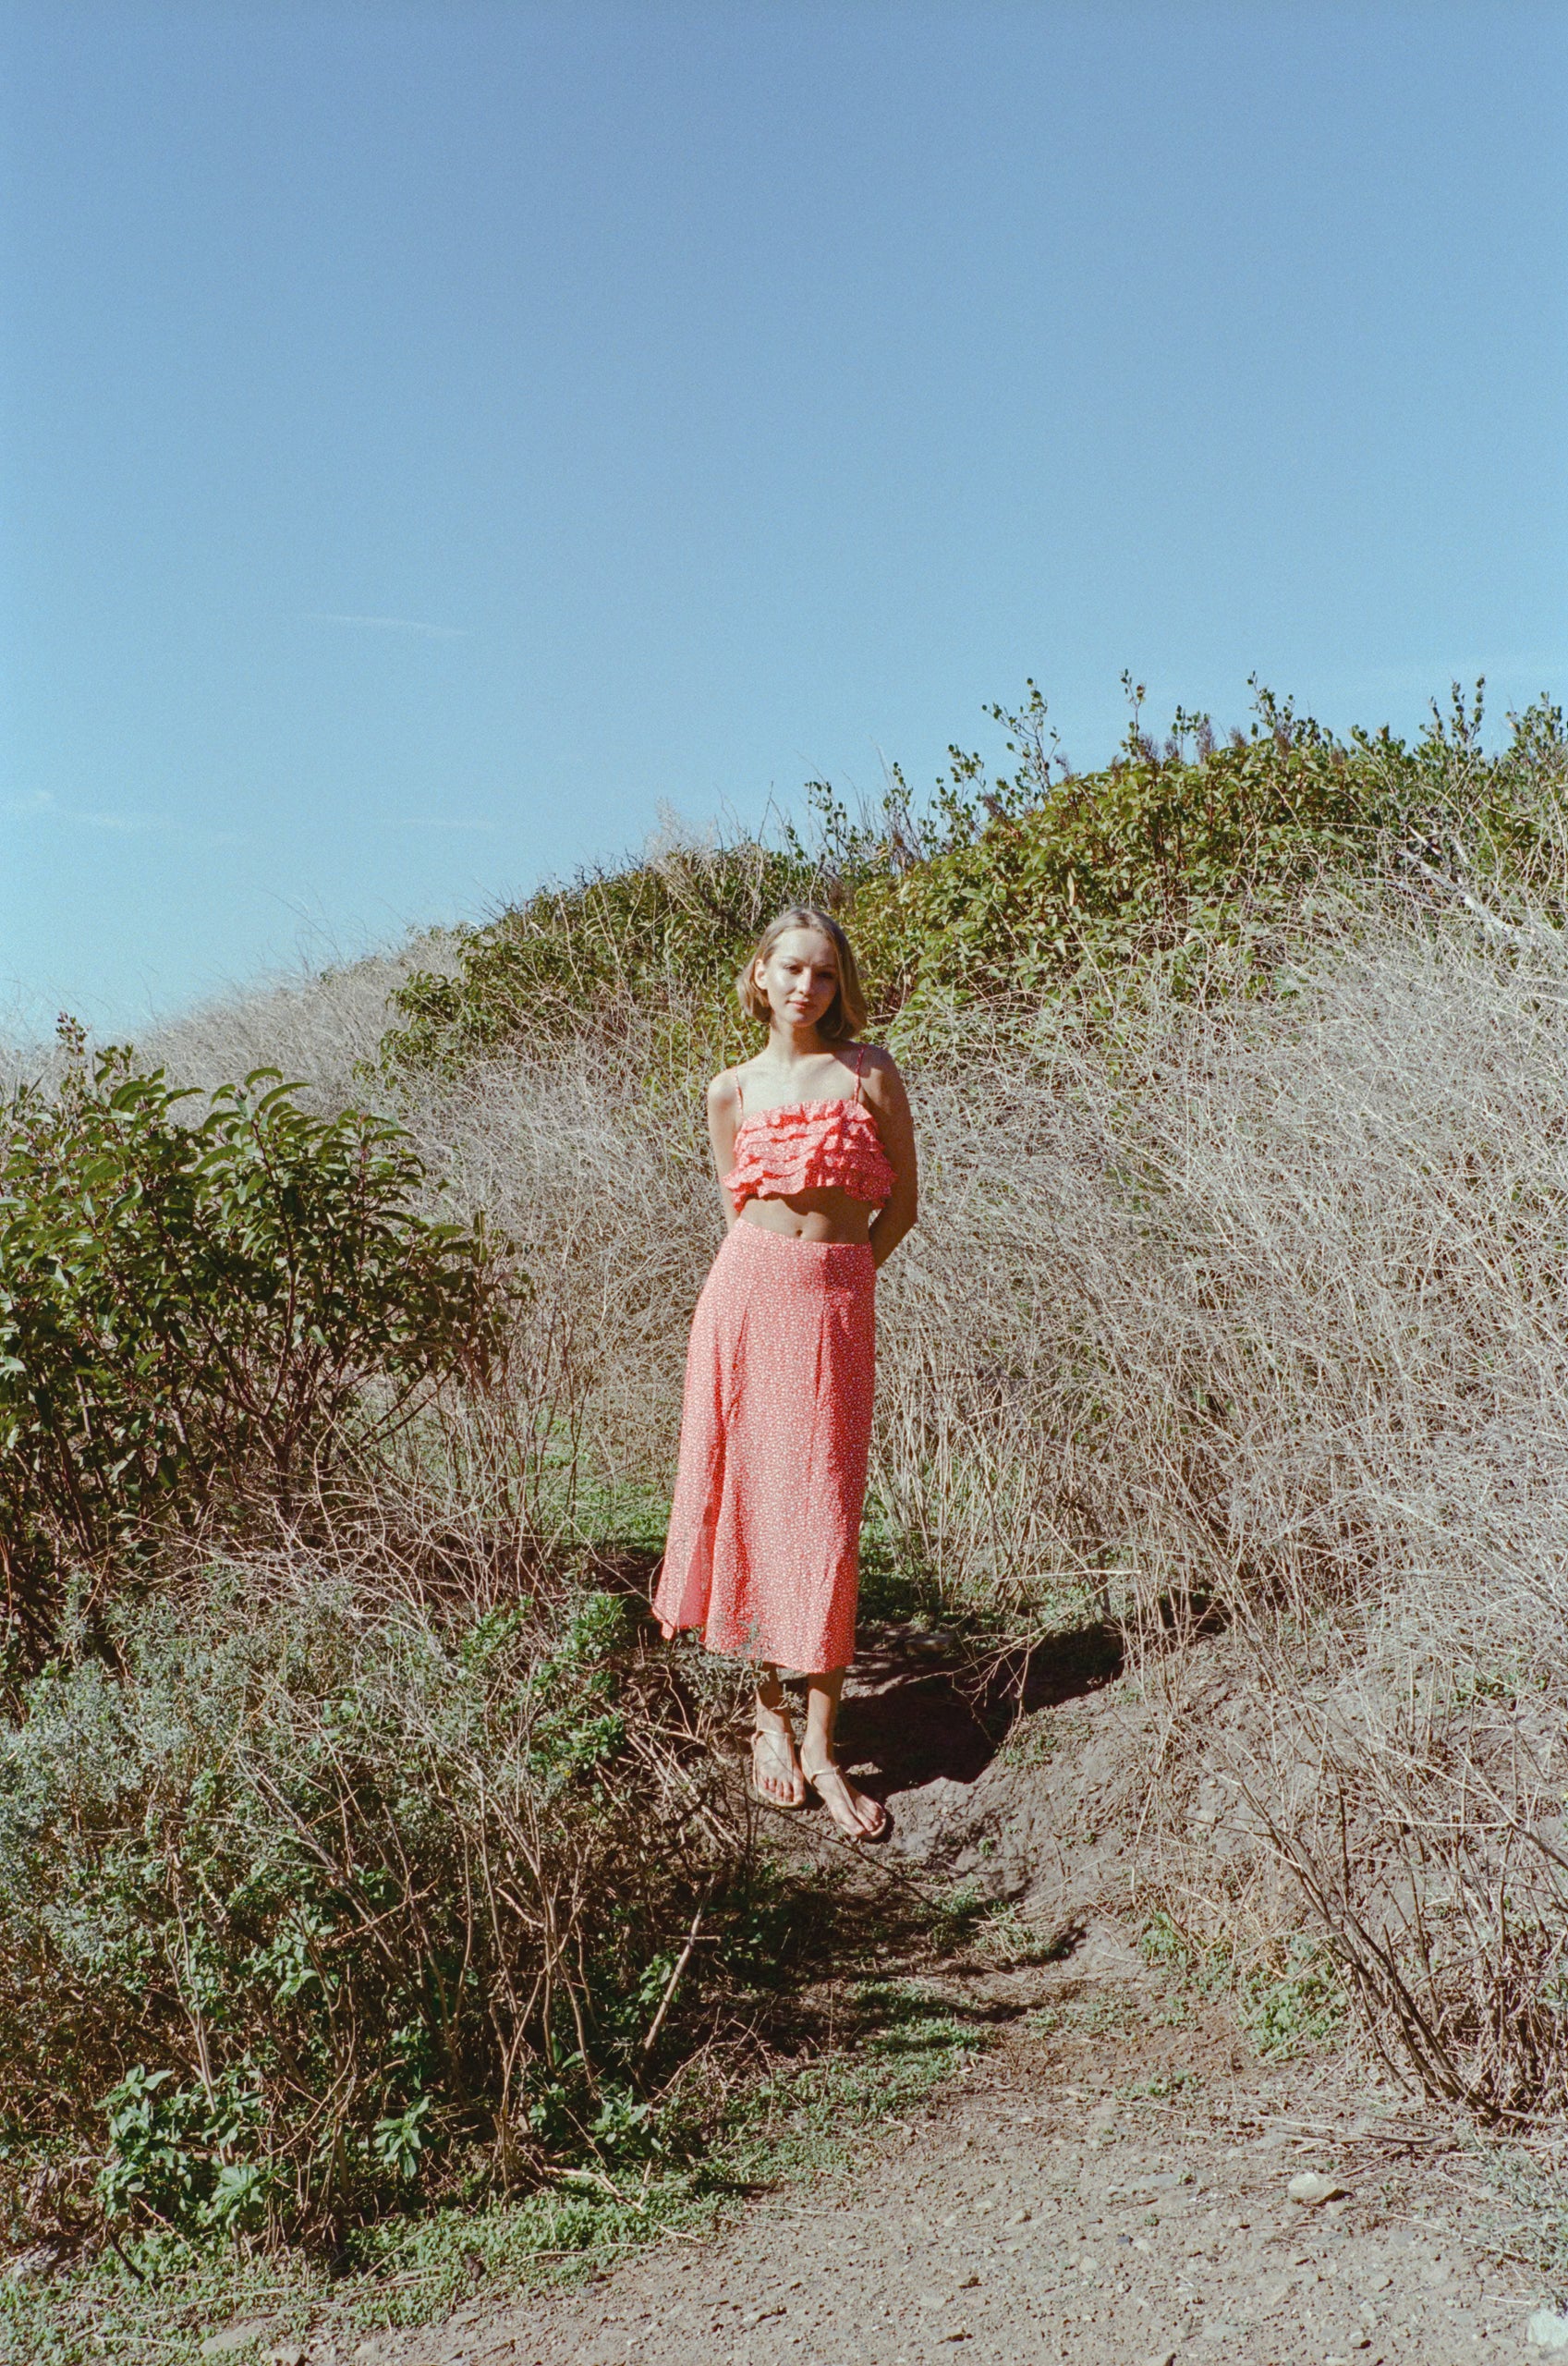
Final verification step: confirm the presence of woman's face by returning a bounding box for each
[756,927,840,1031]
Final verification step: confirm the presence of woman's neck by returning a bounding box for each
[765,1021,831,1067]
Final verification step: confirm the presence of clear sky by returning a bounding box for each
[3,1,1564,1040]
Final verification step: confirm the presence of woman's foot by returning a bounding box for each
[749,1712,806,1810]
[799,1749,889,1840]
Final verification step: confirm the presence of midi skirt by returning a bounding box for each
[652,1222,877,1675]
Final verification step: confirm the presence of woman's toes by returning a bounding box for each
[753,1726,802,1807]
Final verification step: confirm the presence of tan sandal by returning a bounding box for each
[800,1754,890,1841]
[749,1723,807,1811]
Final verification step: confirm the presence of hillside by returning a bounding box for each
[4,679,1568,2361]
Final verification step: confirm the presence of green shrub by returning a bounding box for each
[376,681,1568,1077]
[380,835,834,1079]
[0,1573,738,2247]
[0,1035,513,1656]
[850,679,1568,1017]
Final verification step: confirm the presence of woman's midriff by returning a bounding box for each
[735,1187,875,1245]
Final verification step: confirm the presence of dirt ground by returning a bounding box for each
[330,1628,1554,2366]
[341,1923,1539,2366]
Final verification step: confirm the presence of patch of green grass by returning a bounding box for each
[855,1514,938,1627]
[1138,1910,1209,1982]
[2,1981,985,2365]
[722,1979,986,2183]
[565,1479,674,1566]
[1478,2147,1568,2308]
[930,1877,989,1946]
[1115,2070,1196,2103]
[1236,1946,1345,2057]
[966,1900,1073,1970]
[1138,1914,1344,2056]
[1026,1989,1143,2041]
[1076,1993,1144,2036]
[995,1712,1056,1772]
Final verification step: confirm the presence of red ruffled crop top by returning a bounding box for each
[723,1050,897,1211]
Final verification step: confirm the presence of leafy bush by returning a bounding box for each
[0,1035,512,1656]
[376,680,1568,1075]
[0,1567,741,2247]
[381,835,833,1079]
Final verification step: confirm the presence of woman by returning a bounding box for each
[652,907,918,1839]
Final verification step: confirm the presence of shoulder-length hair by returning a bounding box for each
[735,907,868,1043]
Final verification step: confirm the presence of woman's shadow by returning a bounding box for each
[833,1616,1124,1798]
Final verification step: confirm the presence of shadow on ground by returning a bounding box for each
[833,1619,1124,1799]
[601,1532,1125,1834]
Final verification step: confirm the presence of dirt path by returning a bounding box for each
[341,1635,1547,2366]
[343,1932,1538,2366]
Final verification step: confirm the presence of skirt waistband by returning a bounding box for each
[722,1221,874,1274]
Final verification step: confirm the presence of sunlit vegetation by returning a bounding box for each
[5,677,1568,2348]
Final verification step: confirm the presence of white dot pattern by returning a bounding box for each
[652,1221,876,1675]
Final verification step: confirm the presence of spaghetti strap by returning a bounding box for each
[853,1046,865,1103]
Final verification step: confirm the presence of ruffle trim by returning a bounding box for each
[723,1099,896,1209]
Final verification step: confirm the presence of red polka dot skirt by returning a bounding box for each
[653,1221,876,1675]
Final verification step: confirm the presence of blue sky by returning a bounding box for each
[3,1,1564,1040]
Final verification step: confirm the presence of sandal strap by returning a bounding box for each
[801,1758,888,1835]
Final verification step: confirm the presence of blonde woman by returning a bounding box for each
[653,908,918,1838]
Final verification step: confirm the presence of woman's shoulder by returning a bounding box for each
[707,1060,757,1116]
[847,1040,905,1092]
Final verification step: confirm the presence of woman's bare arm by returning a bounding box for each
[863,1052,918,1268]
[706,1070,745,1229]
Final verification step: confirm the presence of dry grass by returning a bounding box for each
[1,929,457,1110]
[143,933,464,1109]
[377,908,1568,2119]
[979,915,1568,2123]
[22,892,1563,2128]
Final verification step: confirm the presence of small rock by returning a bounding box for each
[201,2330,274,2361]
[1140,2352,1177,2366]
[5,2244,63,2285]
[1288,2170,1347,2204]
[1529,2308,1568,2351]
[266,2348,307,2366]
[957,2273,980,2288]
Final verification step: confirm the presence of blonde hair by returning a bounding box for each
[736,907,868,1042]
